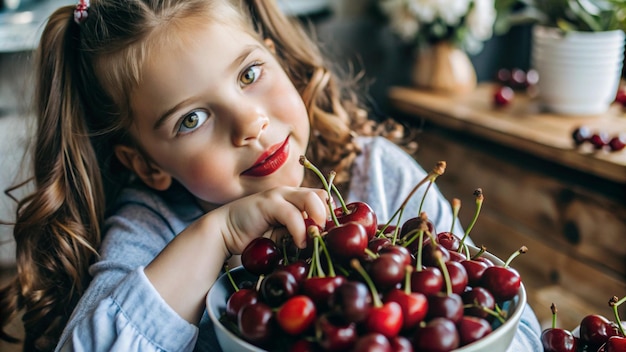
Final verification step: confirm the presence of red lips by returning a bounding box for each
[242,137,290,177]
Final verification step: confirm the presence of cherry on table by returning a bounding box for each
[609,133,626,152]
[579,314,622,349]
[572,125,593,146]
[541,303,578,352]
[493,85,515,107]
[589,132,610,150]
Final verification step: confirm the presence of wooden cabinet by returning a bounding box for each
[388,84,626,330]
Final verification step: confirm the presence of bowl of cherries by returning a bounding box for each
[206,159,528,351]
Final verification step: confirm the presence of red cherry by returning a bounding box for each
[276,295,317,335]
[495,68,511,84]
[589,132,610,150]
[436,231,460,251]
[457,315,493,346]
[352,332,392,352]
[609,133,626,152]
[378,245,414,268]
[329,280,372,323]
[241,237,281,276]
[541,328,578,352]
[410,267,444,296]
[225,288,259,322]
[316,313,358,351]
[579,314,622,349]
[325,222,369,262]
[460,259,489,286]
[601,335,626,352]
[331,201,378,240]
[493,85,514,107]
[572,125,593,146]
[367,253,405,291]
[445,260,469,295]
[365,301,404,338]
[413,317,460,351]
[427,292,464,323]
[237,301,276,346]
[388,336,413,351]
[384,288,428,330]
[260,269,299,307]
[480,265,521,302]
[462,286,496,320]
[302,276,347,310]
[509,68,527,89]
[541,303,578,352]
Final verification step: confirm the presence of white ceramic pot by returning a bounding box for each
[531,25,626,115]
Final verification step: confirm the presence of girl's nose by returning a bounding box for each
[231,107,269,146]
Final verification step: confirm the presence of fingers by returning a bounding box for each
[270,187,328,248]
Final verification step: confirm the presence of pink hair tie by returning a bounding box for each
[74,0,90,24]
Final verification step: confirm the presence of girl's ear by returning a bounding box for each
[114,145,172,191]
[264,38,276,54]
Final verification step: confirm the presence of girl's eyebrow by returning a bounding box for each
[152,44,262,131]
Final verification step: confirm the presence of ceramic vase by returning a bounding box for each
[412,41,477,94]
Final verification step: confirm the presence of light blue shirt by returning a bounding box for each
[56,136,541,351]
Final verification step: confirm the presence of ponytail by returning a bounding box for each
[0,5,104,351]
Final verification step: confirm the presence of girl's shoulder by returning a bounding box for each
[111,181,202,223]
[354,136,427,174]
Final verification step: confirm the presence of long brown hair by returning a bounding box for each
[0,0,410,350]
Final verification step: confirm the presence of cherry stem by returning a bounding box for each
[504,246,528,268]
[449,198,461,235]
[300,155,340,226]
[470,245,487,260]
[609,296,626,336]
[415,229,425,272]
[224,263,239,292]
[380,161,446,236]
[463,303,506,324]
[550,303,558,329]
[435,249,453,296]
[459,189,483,255]
[351,259,383,307]
[317,233,336,277]
[404,265,414,294]
[417,181,434,214]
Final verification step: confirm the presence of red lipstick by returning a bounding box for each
[242,137,290,177]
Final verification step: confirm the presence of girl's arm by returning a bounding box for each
[56,186,327,351]
[144,186,328,323]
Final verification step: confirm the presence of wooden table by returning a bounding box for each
[388,83,626,330]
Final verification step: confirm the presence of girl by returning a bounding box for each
[0,0,542,351]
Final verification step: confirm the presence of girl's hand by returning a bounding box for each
[217,186,329,256]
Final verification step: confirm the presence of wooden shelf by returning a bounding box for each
[389,83,626,185]
[388,83,626,330]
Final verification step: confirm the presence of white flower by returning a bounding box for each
[378,0,498,54]
[466,0,496,41]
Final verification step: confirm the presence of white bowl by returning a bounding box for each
[206,246,527,351]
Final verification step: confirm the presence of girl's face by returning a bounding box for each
[126,20,310,208]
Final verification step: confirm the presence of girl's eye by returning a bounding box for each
[178,110,209,134]
[240,65,262,86]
